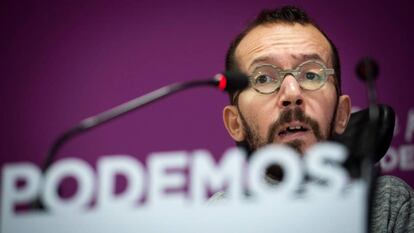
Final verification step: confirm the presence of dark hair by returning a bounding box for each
[225,5,341,103]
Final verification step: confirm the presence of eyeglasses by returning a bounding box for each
[249,60,335,94]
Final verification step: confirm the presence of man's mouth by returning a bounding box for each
[259,107,323,152]
[277,123,310,137]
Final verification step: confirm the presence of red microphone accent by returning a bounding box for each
[218,74,227,91]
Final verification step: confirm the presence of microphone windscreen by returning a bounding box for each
[356,58,379,81]
[216,71,249,93]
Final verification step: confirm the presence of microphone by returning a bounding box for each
[355,57,380,119]
[41,72,249,172]
[214,72,250,93]
[356,58,379,82]
[355,57,381,233]
[30,71,248,209]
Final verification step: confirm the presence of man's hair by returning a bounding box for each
[225,5,341,103]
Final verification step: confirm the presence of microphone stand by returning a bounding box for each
[42,79,217,172]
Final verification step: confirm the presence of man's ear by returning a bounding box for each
[223,105,245,142]
[334,95,352,134]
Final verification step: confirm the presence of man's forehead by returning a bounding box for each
[235,23,332,72]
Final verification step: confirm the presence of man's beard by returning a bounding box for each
[238,107,334,155]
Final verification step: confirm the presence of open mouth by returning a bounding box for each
[278,124,309,137]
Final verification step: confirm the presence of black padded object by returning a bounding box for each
[332,105,395,176]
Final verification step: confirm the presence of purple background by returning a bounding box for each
[1,0,413,187]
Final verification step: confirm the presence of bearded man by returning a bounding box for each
[221,6,414,233]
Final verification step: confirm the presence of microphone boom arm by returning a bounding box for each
[42,78,221,171]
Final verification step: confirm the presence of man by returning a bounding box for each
[221,6,414,233]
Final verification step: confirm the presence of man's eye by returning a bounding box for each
[255,75,273,84]
[305,72,320,81]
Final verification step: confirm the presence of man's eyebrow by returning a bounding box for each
[248,53,326,71]
[292,53,325,63]
[248,56,275,70]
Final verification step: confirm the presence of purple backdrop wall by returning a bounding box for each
[1,0,413,187]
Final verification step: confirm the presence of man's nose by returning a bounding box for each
[278,75,303,108]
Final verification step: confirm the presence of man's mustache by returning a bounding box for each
[266,107,322,143]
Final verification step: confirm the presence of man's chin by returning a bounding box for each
[273,135,318,155]
[284,139,305,154]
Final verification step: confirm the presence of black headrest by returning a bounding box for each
[332,105,395,176]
